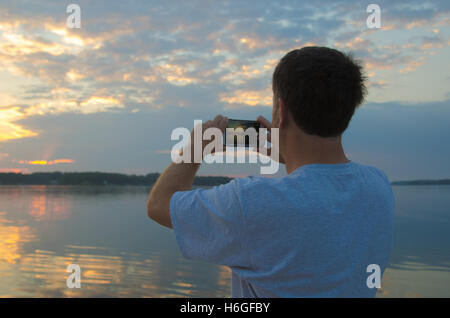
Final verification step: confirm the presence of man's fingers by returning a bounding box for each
[257,130,267,144]
[262,129,271,143]
[209,115,228,132]
[218,116,228,133]
[213,114,223,124]
[202,120,213,128]
[203,116,227,154]
[252,146,271,157]
[257,115,272,129]
[257,116,272,143]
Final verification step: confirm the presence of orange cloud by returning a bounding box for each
[220,88,272,107]
[17,159,74,165]
[0,25,76,56]
[80,96,123,113]
[399,57,425,74]
[220,64,262,84]
[365,61,393,71]
[0,168,25,173]
[238,35,284,51]
[158,63,197,86]
[24,96,124,116]
[0,94,124,144]
[335,37,370,50]
[421,41,446,50]
[406,20,427,30]
[264,59,278,70]
[239,37,259,49]
[0,107,37,142]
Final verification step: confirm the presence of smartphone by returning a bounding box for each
[224,119,260,148]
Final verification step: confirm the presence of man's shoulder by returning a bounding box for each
[227,174,302,205]
[351,163,394,206]
[231,174,287,190]
[223,162,392,194]
[354,162,391,185]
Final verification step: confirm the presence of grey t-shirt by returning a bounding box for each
[170,162,395,297]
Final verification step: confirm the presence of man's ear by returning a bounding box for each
[278,98,288,129]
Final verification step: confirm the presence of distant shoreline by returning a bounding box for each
[0,172,232,187]
[0,172,449,187]
[391,179,450,186]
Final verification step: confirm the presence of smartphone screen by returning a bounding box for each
[224,119,260,148]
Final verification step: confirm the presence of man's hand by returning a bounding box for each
[182,115,228,163]
[147,115,228,228]
[255,115,285,164]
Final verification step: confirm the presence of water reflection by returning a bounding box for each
[0,213,35,264]
[0,186,231,297]
[1,240,232,297]
[29,188,73,221]
[0,186,73,221]
[0,185,449,297]
[375,185,450,297]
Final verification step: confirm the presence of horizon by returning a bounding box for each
[1,170,450,183]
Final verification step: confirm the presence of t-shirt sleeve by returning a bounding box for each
[169,180,251,269]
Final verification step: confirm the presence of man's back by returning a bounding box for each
[170,161,395,297]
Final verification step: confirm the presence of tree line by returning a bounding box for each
[391,179,450,186]
[0,172,232,186]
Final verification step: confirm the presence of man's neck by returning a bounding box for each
[283,132,349,174]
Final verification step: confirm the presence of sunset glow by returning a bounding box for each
[18,159,74,166]
[0,0,448,178]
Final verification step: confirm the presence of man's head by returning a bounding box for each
[272,46,366,137]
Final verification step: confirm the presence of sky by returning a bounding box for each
[0,0,449,180]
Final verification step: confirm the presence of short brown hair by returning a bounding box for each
[272,46,367,137]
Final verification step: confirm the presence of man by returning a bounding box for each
[147,46,395,297]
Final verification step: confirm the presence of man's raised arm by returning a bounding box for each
[146,115,228,228]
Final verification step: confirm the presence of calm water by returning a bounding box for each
[0,185,449,297]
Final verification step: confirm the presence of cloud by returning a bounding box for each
[0,0,448,178]
[220,88,272,107]
[0,107,37,142]
[1,0,448,118]
[0,168,25,173]
[16,158,74,165]
[399,57,425,73]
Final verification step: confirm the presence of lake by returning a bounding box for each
[0,185,449,297]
